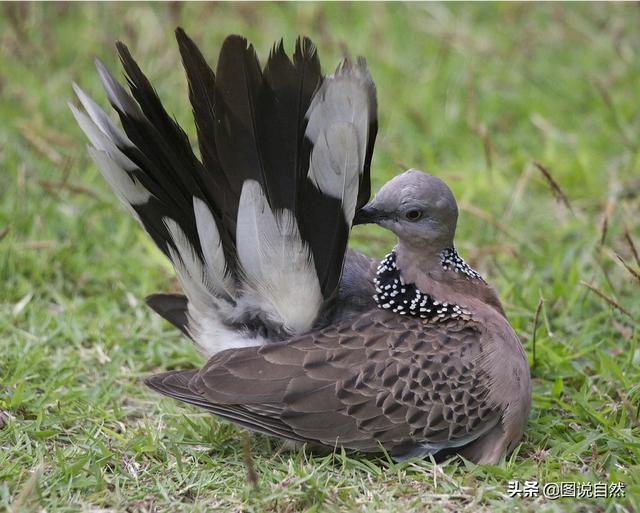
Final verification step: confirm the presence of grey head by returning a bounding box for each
[353,169,458,251]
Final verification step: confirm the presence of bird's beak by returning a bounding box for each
[352,204,384,226]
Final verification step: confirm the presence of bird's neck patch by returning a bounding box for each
[440,247,482,280]
[373,251,469,321]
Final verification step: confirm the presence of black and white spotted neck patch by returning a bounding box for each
[373,251,470,321]
[440,247,483,280]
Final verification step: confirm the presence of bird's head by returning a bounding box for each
[353,169,458,251]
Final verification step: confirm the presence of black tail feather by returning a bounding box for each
[145,293,191,339]
[260,37,322,213]
[357,57,377,212]
[175,28,236,244]
[213,35,266,211]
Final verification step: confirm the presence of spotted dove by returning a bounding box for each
[71,29,531,464]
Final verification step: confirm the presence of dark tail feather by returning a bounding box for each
[260,36,356,302]
[210,33,343,302]
[357,57,377,211]
[259,37,322,213]
[174,28,236,242]
[145,293,191,339]
[209,34,322,217]
[114,42,206,210]
[212,36,266,209]
[299,187,349,301]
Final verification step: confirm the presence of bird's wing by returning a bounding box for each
[146,309,501,458]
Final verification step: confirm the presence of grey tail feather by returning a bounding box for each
[145,293,191,339]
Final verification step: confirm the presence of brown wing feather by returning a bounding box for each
[146,309,501,457]
[145,370,307,441]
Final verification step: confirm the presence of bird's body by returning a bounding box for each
[72,29,531,464]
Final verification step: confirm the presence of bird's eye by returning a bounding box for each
[405,209,423,221]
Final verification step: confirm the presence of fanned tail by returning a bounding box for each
[72,28,377,354]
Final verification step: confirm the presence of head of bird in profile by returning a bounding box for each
[353,169,458,250]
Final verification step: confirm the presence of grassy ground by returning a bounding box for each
[1,2,639,512]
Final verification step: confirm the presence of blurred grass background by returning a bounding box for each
[1,2,639,512]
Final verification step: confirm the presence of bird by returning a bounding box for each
[71,28,531,464]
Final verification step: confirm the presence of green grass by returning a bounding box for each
[1,2,639,512]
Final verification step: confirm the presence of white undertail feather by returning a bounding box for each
[192,197,236,300]
[236,180,323,335]
[94,59,145,119]
[163,218,218,311]
[164,217,266,355]
[70,86,152,219]
[190,314,265,356]
[72,82,133,148]
[87,148,152,214]
[305,59,373,223]
[70,103,133,170]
